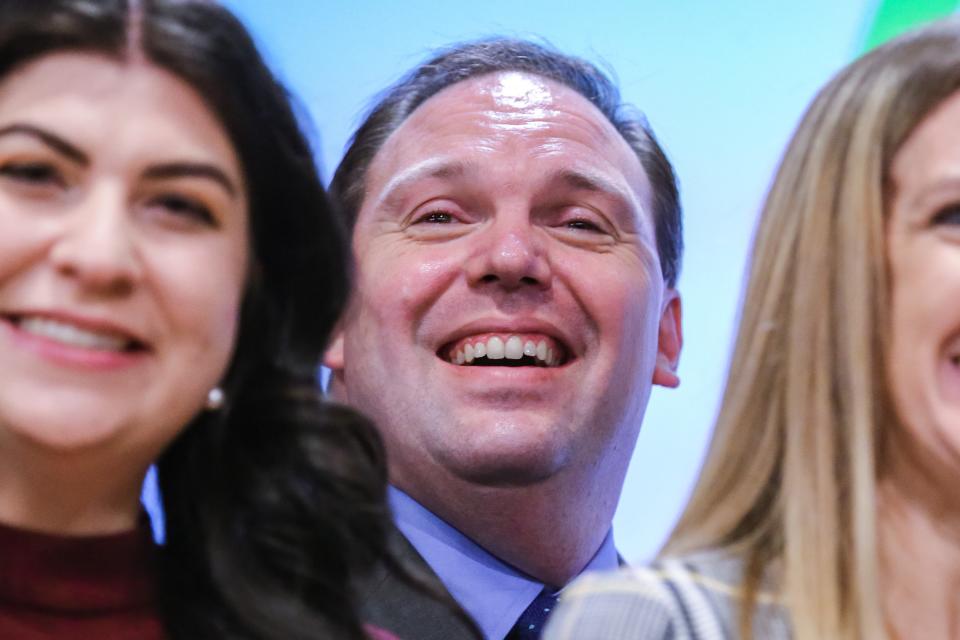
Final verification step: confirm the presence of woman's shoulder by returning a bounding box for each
[544,550,790,640]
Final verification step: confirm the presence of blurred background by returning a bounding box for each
[147,0,956,561]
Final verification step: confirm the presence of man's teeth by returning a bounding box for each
[449,335,561,367]
[488,336,505,359]
[536,340,547,361]
[18,317,131,352]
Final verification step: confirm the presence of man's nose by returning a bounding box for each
[464,216,552,291]
[48,190,142,297]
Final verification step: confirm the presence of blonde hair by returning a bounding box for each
[664,19,960,640]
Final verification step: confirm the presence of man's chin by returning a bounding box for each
[460,464,554,487]
[435,443,569,488]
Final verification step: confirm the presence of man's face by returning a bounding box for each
[326,72,680,493]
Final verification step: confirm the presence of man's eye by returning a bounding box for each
[150,194,216,226]
[565,218,603,232]
[415,211,454,224]
[0,162,64,187]
[932,205,960,226]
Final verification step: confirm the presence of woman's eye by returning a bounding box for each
[150,194,216,226]
[0,161,64,187]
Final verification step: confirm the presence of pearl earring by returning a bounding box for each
[205,387,225,411]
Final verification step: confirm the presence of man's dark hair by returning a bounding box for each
[331,37,683,286]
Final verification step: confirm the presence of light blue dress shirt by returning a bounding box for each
[389,486,620,640]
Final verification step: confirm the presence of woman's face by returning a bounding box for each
[887,89,960,478]
[0,52,248,465]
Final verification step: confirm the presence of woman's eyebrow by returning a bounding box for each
[0,123,88,165]
[142,162,239,198]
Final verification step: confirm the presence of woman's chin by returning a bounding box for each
[0,399,182,460]
[3,411,129,454]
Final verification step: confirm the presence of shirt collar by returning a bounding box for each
[389,486,618,640]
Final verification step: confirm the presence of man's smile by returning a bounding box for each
[441,332,569,367]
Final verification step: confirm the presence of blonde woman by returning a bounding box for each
[544,18,960,640]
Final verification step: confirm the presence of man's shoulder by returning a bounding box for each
[356,527,478,640]
[544,550,791,640]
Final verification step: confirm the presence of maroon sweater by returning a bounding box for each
[0,518,164,640]
[0,518,400,640]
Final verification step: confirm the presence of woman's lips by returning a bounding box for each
[2,313,149,369]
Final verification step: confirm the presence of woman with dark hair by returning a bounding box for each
[0,1,395,638]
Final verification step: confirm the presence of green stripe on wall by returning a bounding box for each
[861,0,960,50]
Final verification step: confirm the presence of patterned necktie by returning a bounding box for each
[506,585,561,639]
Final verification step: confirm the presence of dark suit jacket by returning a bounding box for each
[357,528,480,640]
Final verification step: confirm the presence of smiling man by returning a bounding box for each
[325,39,683,640]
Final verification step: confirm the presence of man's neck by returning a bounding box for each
[394,469,619,585]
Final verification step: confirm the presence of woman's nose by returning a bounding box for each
[48,192,141,297]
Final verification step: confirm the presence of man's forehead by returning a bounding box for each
[486,71,557,112]
[396,71,608,139]
[363,71,651,205]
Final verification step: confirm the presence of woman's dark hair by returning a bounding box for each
[0,1,390,637]
[331,37,683,287]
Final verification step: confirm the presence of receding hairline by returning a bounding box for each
[361,69,654,213]
[373,68,638,160]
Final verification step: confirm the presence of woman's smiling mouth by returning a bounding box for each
[2,312,150,365]
[12,315,141,352]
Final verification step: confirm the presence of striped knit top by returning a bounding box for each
[543,551,791,639]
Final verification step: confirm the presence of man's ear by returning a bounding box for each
[323,326,345,372]
[652,289,682,388]
[322,325,347,399]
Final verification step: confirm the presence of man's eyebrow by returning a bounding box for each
[0,123,89,165]
[142,162,239,198]
[552,167,650,229]
[375,159,472,211]
[554,168,631,202]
